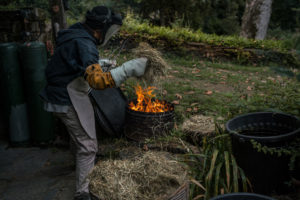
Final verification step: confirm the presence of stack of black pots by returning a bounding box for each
[226,112,300,195]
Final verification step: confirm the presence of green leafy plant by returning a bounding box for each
[186,125,250,200]
[250,138,300,171]
[121,15,300,67]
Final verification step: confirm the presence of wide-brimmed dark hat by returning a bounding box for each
[85,6,122,30]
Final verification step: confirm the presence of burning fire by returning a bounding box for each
[129,85,172,113]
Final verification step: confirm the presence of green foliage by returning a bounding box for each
[122,16,288,51]
[190,0,245,35]
[1,0,299,38]
[187,126,250,200]
[125,0,244,35]
[284,34,300,51]
[131,0,299,36]
[251,138,300,171]
[0,0,49,10]
[64,0,300,37]
[270,0,300,31]
[66,0,128,22]
[267,27,300,51]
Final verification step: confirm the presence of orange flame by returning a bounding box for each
[129,85,171,113]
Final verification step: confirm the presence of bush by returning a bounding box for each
[122,16,289,51]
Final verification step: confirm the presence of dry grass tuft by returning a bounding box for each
[89,151,187,200]
[132,42,169,83]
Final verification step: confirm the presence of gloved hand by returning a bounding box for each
[84,63,116,89]
[98,59,117,72]
[110,58,148,87]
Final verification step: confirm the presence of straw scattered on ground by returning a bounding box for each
[89,151,188,200]
[132,42,168,83]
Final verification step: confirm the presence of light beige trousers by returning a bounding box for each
[54,106,98,196]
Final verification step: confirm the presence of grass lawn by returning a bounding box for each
[101,49,300,126]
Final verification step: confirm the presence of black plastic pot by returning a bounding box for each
[210,193,275,200]
[226,112,300,194]
[291,157,300,181]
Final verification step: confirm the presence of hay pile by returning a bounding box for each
[132,42,168,83]
[182,115,215,137]
[89,151,187,200]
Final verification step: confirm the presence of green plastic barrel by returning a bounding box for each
[0,75,7,140]
[0,43,30,145]
[20,42,54,143]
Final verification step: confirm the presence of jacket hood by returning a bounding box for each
[56,23,97,46]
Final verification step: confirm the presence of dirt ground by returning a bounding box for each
[0,141,75,200]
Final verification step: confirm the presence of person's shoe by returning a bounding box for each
[74,193,91,200]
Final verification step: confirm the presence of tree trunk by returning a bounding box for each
[159,8,166,26]
[240,0,273,40]
[49,0,67,42]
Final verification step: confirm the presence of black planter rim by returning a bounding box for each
[225,112,300,143]
[126,99,175,116]
[210,192,276,200]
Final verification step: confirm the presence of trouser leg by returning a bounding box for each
[69,136,76,157]
[54,107,98,196]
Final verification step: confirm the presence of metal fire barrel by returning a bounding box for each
[20,42,54,143]
[125,99,175,142]
[0,43,30,145]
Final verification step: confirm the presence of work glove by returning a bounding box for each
[84,58,148,89]
[98,59,117,72]
[84,63,116,90]
[110,58,148,87]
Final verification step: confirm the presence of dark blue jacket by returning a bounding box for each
[40,23,99,105]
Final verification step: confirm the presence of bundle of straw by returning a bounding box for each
[182,115,215,136]
[89,151,187,200]
[132,42,169,83]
